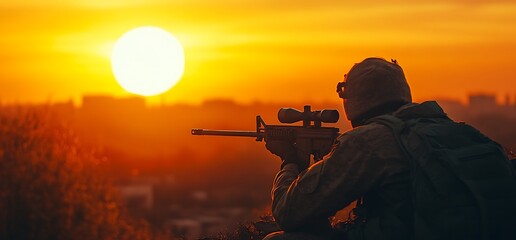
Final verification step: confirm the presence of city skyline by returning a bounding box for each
[2,91,516,108]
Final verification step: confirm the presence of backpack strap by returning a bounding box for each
[364,115,415,237]
[367,115,445,161]
[366,115,405,132]
[366,115,410,159]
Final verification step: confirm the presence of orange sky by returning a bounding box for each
[1,0,515,105]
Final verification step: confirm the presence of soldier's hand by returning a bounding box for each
[266,141,307,170]
[266,140,296,159]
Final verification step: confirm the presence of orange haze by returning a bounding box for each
[1,0,516,105]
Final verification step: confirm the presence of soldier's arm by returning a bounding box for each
[271,133,385,231]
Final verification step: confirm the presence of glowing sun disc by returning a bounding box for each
[111,26,185,96]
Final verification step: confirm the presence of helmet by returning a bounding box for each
[337,57,412,122]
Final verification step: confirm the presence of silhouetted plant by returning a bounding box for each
[204,215,279,240]
[0,107,161,240]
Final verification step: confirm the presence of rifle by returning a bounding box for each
[191,105,340,165]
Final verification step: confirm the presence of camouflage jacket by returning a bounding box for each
[271,101,448,240]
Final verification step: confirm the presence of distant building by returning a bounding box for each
[51,100,75,118]
[469,94,497,108]
[165,219,202,239]
[164,215,228,239]
[118,183,154,209]
[468,94,499,114]
[202,98,237,108]
[82,95,145,112]
[505,94,512,106]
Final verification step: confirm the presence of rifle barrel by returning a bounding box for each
[191,129,259,138]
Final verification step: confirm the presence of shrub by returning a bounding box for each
[0,107,155,240]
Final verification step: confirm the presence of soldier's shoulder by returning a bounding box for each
[335,123,392,150]
[340,122,391,140]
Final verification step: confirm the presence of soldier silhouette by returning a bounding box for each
[263,58,516,240]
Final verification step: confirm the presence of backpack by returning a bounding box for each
[371,114,516,240]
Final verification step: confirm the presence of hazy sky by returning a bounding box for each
[1,0,515,105]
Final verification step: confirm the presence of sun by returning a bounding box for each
[111,26,185,96]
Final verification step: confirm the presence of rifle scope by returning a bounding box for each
[278,105,339,126]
